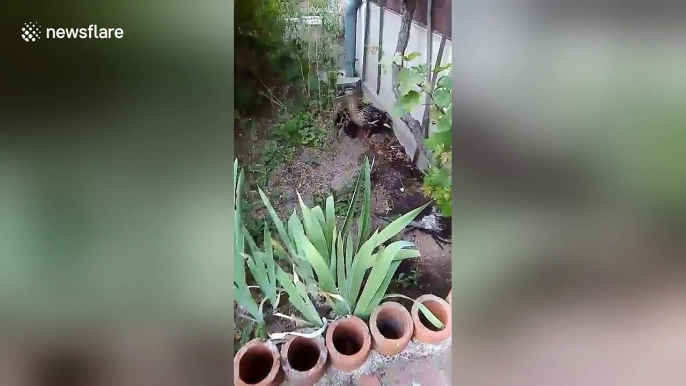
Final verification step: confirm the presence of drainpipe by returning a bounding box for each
[344,0,363,77]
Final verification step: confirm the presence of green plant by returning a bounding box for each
[242,224,279,309]
[384,52,453,216]
[261,110,328,176]
[257,157,430,319]
[234,159,263,324]
[235,159,323,328]
[395,266,421,288]
[234,321,267,354]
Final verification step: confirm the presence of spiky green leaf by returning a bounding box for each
[354,241,414,315]
[375,202,431,247]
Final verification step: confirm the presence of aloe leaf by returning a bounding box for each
[294,232,337,293]
[242,225,262,259]
[242,252,269,294]
[325,195,336,244]
[354,241,414,315]
[286,217,317,285]
[311,205,327,233]
[234,284,263,323]
[263,227,277,305]
[276,267,322,326]
[376,202,431,247]
[329,227,338,277]
[344,232,354,294]
[367,246,420,268]
[294,281,323,326]
[234,164,246,287]
[258,188,298,257]
[383,294,446,329]
[358,260,401,318]
[347,230,379,308]
[342,161,363,238]
[357,157,373,247]
[287,210,303,248]
[298,193,329,263]
[322,291,350,315]
[336,231,347,299]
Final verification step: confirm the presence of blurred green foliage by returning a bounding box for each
[234,0,303,115]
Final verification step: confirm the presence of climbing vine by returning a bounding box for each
[385,52,452,216]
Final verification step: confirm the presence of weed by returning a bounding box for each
[233,321,267,354]
[260,109,328,177]
[313,179,365,218]
[395,266,421,288]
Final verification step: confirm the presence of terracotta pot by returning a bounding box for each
[446,289,452,306]
[325,315,371,371]
[280,336,328,386]
[369,302,413,356]
[234,339,284,386]
[411,294,452,344]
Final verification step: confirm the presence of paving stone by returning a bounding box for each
[356,374,381,386]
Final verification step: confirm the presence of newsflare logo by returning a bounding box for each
[22,22,124,43]
[22,22,41,42]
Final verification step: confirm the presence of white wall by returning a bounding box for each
[354,2,452,166]
[357,3,451,121]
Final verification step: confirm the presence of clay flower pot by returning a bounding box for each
[446,289,452,306]
[234,339,284,386]
[369,302,413,356]
[411,294,452,344]
[280,336,328,386]
[325,315,371,371]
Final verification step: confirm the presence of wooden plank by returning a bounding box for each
[376,0,387,94]
[370,0,451,37]
[362,0,372,81]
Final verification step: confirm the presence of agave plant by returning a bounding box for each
[257,157,430,319]
[234,159,263,323]
[235,159,323,328]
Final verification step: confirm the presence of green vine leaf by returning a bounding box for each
[434,114,451,133]
[438,75,452,91]
[433,63,452,74]
[402,52,421,61]
[433,89,451,108]
[393,90,421,117]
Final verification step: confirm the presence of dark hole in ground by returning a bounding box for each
[376,310,406,339]
[419,300,448,332]
[332,323,363,356]
[238,346,274,384]
[287,337,321,371]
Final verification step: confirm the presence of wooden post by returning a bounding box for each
[376,0,386,95]
[421,0,434,139]
[362,0,371,81]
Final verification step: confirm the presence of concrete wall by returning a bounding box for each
[355,2,452,168]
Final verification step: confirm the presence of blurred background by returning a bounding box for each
[451,0,686,384]
[0,0,684,385]
[1,1,234,385]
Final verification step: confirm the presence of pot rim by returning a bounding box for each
[410,294,451,333]
[280,335,328,375]
[234,338,281,385]
[325,315,371,357]
[369,301,413,343]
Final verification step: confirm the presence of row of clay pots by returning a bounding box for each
[234,292,451,386]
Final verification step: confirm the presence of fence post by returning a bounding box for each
[376,0,387,95]
[362,0,371,82]
[421,0,434,139]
